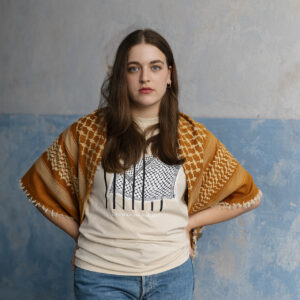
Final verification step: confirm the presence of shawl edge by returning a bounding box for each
[190,226,205,260]
[19,178,74,220]
[213,189,263,209]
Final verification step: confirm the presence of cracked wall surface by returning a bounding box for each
[1,1,299,299]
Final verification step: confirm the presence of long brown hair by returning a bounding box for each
[99,28,185,173]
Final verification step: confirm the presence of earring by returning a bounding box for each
[167,82,171,88]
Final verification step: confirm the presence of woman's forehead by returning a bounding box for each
[127,44,167,64]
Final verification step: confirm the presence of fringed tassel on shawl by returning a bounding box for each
[214,189,263,209]
[18,179,73,220]
[190,226,205,260]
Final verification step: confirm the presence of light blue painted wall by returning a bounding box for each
[1,0,300,299]
[1,114,300,299]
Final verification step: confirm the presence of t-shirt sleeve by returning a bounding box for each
[198,128,262,210]
[19,122,80,222]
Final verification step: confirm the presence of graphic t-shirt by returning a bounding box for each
[74,115,190,275]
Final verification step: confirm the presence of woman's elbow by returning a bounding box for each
[248,197,261,211]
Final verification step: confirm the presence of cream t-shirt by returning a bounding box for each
[74,115,190,275]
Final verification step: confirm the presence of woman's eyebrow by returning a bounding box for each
[127,60,165,65]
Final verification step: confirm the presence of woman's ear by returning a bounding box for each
[168,65,172,81]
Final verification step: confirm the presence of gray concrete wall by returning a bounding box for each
[1,0,299,118]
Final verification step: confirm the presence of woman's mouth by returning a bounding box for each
[139,88,153,94]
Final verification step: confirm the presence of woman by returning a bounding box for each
[20,28,262,299]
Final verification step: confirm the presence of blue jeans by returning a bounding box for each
[74,256,194,300]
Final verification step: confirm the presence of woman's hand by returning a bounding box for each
[71,244,79,271]
[185,226,194,257]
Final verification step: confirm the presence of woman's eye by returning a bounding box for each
[128,66,138,72]
[152,65,161,71]
[127,65,161,72]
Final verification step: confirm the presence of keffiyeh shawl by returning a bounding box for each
[20,109,262,258]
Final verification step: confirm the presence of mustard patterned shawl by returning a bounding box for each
[19,109,262,259]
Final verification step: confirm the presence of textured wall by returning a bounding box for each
[1,114,300,299]
[1,0,300,299]
[1,0,300,118]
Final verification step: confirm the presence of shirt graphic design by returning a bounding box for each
[105,154,182,212]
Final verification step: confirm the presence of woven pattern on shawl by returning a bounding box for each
[76,110,107,187]
[177,114,206,191]
[46,135,79,198]
[191,141,239,213]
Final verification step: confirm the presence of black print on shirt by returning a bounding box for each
[105,154,181,211]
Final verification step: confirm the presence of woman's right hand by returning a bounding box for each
[72,244,79,271]
[184,226,194,257]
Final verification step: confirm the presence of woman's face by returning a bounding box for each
[126,43,172,118]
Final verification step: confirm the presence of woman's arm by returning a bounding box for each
[185,199,260,257]
[36,207,80,270]
[186,198,261,232]
[36,207,79,242]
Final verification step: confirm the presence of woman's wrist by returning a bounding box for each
[186,214,198,232]
[74,232,79,244]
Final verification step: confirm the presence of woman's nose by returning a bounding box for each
[139,68,150,83]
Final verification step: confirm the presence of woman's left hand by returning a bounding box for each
[185,226,194,257]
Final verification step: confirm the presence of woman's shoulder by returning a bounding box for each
[178,111,208,133]
[178,112,219,149]
[69,108,107,132]
[59,108,107,147]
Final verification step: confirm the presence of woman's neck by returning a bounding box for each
[130,105,160,119]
